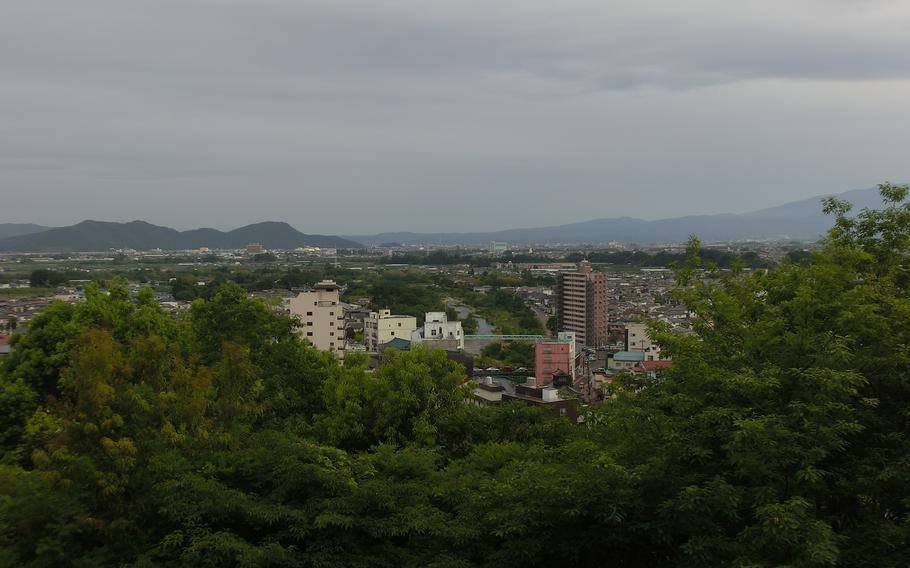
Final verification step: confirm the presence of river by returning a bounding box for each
[452,303,494,335]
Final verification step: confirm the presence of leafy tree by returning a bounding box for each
[2,185,910,567]
[462,315,479,335]
[479,341,535,369]
[317,347,468,450]
[28,269,69,288]
[546,315,557,335]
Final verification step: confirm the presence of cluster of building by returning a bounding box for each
[281,260,676,416]
[1,252,683,420]
[518,261,673,403]
[287,280,466,360]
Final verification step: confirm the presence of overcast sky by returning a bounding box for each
[2,0,909,234]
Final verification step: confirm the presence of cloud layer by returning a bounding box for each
[2,0,909,232]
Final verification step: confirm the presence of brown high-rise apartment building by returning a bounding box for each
[555,261,608,348]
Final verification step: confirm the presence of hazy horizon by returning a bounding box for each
[3,1,909,233]
[1,186,883,236]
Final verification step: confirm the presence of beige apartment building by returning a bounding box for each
[555,261,608,348]
[625,321,665,361]
[289,280,345,359]
[364,309,417,351]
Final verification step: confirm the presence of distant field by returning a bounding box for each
[0,287,56,298]
[593,264,644,273]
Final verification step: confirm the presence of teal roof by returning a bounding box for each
[383,337,412,350]
[613,351,645,362]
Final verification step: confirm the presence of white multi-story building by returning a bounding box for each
[625,321,664,361]
[289,280,345,359]
[364,309,417,352]
[489,241,509,254]
[411,311,464,350]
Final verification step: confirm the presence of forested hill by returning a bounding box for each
[353,187,887,245]
[1,184,909,566]
[0,223,51,239]
[0,220,361,252]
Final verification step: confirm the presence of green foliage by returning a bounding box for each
[343,272,447,323]
[464,289,543,335]
[479,341,535,369]
[566,245,773,269]
[28,269,69,288]
[461,315,479,335]
[317,347,468,450]
[546,315,557,335]
[2,184,910,566]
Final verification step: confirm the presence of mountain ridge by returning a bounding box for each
[1,187,894,250]
[0,220,361,252]
[350,187,889,245]
[0,223,52,239]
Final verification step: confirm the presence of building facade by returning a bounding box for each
[489,241,509,254]
[535,331,577,384]
[610,350,645,370]
[555,261,608,348]
[501,377,579,421]
[625,321,664,361]
[411,311,464,350]
[364,309,418,352]
[289,280,345,359]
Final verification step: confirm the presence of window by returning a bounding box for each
[306,311,313,316]
[306,331,313,337]
[390,331,395,336]
[397,322,401,327]
[306,321,313,326]
[330,332,334,336]
[329,312,334,316]
[330,342,334,347]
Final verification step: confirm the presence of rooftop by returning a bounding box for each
[613,351,646,362]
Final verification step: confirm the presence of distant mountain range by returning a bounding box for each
[0,223,51,239]
[0,220,361,252]
[0,187,893,251]
[351,188,889,245]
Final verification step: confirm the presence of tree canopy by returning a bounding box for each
[1,184,909,567]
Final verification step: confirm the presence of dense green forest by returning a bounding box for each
[564,248,773,269]
[1,184,909,566]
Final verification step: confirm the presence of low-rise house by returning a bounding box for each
[472,376,505,405]
[411,311,464,350]
[364,309,417,352]
[633,359,673,379]
[501,377,580,422]
[609,351,645,370]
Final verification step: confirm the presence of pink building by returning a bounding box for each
[535,334,576,385]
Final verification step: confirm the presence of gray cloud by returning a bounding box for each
[1,0,909,233]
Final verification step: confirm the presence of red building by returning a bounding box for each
[535,333,576,385]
